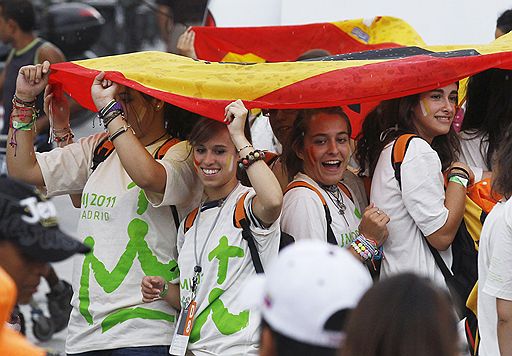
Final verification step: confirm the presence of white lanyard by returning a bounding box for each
[190,183,239,301]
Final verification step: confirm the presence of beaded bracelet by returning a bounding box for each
[351,234,379,262]
[238,150,266,169]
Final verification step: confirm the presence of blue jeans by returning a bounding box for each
[68,345,170,356]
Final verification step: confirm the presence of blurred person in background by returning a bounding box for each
[496,8,512,38]
[341,273,459,356]
[0,0,73,336]
[477,122,512,355]
[458,68,511,180]
[156,0,207,53]
[0,0,65,151]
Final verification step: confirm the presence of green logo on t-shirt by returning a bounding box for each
[189,236,249,342]
[208,236,244,284]
[79,182,179,332]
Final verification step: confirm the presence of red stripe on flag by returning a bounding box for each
[193,23,402,62]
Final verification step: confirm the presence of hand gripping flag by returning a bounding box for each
[191,16,426,63]
[49,33,512,137]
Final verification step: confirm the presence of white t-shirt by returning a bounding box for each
[174,183,280,356]
[36,134,202,353]
[250,113,279,153]
[282,173,361,247]
[478,199,512,356]
[371,138,451,287]
[459,130,489,181]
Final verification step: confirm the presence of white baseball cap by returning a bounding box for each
[261,240,372,348]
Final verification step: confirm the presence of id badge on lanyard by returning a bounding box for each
[169,268,201,356]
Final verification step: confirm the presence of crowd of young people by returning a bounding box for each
[5,26,512,354]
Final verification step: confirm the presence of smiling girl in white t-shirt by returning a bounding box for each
[141,100,282,355]
[356,83,474,287]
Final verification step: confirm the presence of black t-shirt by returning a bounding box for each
[156,0,207,24]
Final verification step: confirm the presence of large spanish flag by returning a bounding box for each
[192,16,425,62]
[49,34,512,137]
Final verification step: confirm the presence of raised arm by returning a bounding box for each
[225,100,283,225]
[91,72,169,194]
[6,62,48,186]
[177,27,197,59]
[44,84,82,208]
[33,43,67,134]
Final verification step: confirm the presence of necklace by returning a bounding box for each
[145,132,169,147]
[321,184,349,225]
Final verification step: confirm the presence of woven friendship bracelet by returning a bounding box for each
[9,111,38,155]
[13,94,36,108]
[102,110,124,129]
[50,126,75,146]
[98,99,117,117]
[11,120,35,131]
[98,100,123,123]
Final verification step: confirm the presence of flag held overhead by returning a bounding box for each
[49,33,512,137]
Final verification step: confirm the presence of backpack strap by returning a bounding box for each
[233,192,264,274]
[184,207,199,235]
[91,136,115,172]
[154,137,181,159]
[263,152,280,168]
[337,182,353,203]
[391,134,418,189]
[170,205,180,230]
[285,181,337,245]
[391,134,460,308]
[92,136,181,172]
